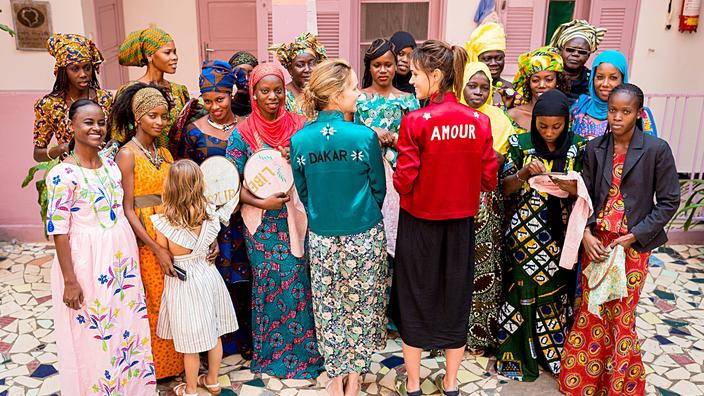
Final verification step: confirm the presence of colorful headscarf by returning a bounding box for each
[228,51,259,68]
[118,28,173,67]
[465,22,506,62]
[237,63,306,149]
[574,50,629,120]
[46,33,104,75]
[513,46,564,92]
[460,62,513,153]
[199,60,236,94]
[132,87,169,122]
[269,32,328,70]
[549,19,607,53]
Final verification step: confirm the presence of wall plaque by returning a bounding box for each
[11,1,52,51]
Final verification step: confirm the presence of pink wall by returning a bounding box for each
[0,92,49,242]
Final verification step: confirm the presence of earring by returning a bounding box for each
[253,96,257,100]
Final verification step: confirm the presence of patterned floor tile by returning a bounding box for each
[0,242,703,395]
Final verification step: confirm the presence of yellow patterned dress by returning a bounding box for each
[125,145,184,379]
[112,81,190,150]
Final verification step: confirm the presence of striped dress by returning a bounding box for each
[150,204,239,354]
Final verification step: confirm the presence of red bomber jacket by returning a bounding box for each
[393,92,498,220]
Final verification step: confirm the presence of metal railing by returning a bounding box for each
[646,93,704,231]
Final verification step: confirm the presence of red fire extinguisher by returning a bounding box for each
[680,0,701,32]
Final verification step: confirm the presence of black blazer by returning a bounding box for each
[582,127,680,252]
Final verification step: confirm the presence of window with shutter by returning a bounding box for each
[588,0,639,66]
[317,11,341,58]
[499,0,548,77]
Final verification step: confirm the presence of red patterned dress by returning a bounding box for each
[559,153,650,395]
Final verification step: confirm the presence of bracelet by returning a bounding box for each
[515,172,525,182]
[46,144,57,160]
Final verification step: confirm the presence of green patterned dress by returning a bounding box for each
[496,132,585,382]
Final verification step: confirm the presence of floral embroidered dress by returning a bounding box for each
[226,129,323,379]
[559,153,649,395]
[178,122,253,356]
[46,159,156,395]
[496,132,586,382]
[125,145,184,379]
[33,90,113,148]
[354,91,419,256]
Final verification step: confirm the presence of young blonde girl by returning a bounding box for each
[150,159,239,396]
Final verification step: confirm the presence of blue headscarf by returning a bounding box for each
[575,50,628,120]
[199,60,236,94]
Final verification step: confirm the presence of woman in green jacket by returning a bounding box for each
[290,59,388,396]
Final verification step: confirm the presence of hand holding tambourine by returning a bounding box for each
[243,149,295,206]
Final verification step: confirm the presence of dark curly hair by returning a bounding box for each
[520,71,571,103]
[111,82,173,146]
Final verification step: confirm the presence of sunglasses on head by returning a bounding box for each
[564,47,590,56]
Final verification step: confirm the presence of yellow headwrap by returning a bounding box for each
[464,23,507,63]
[46,33,104,75]
[131,87,169,122]
[460,62,514,153]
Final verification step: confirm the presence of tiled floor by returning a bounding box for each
[0,242,703,396]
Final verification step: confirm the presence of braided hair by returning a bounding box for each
[362,38,396,89]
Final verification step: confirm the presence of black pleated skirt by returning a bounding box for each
[392,209,475,349]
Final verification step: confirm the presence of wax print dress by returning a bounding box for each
[178,122,253,356]
[559,153,649,395]
[496,132,585,382]
[46,159,156,395]
[33,90,113,148]
[285,90,305,116]
[125,145,184,379]
[354,91,419,255]
[226,130,323,379]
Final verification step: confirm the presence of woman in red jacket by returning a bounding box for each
[393,40,498,396]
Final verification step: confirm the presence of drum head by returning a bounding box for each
[243,148,294,199]
[200,156,241,206]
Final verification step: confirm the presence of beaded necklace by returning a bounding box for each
[70,152,119,229]
[131,137,164,169]
[207,115,238,133]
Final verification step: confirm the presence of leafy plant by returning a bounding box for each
[668,179,704,231]
[0,24,14,37]
[21,159,59,239]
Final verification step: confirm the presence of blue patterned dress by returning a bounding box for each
[179,121,253,356]
[226,129,323,379]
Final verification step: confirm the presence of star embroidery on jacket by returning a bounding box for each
[422,112,432,121]
[473,111,480,118]
[296,155,306,167]
[320,124,336,140]
[351,150,365,161]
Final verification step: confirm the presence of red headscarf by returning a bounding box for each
[238,63,306,149]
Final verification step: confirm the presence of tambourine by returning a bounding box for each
[243,148,294,199]
[199,156,241,205]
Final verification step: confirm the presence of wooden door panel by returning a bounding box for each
[94,0,127,90]
[198,0,262,62]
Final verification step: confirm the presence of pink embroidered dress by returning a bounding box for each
[45,158,156,395]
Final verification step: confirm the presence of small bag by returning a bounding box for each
[583,244,628,317]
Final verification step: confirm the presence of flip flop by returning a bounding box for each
[198,373,222,395]
[173,383,198,396]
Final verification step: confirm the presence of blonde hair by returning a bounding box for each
[301,59,352,119]
[161,159,210,229]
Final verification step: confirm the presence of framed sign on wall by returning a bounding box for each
[11,1,52,51]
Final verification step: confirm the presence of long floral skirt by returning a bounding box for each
[308,222,389,377]
[558,231,650,395]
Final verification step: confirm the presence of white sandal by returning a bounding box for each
[198,373,222,395]
[173,383,198,396]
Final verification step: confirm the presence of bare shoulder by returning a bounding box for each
[115,145,135,169]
